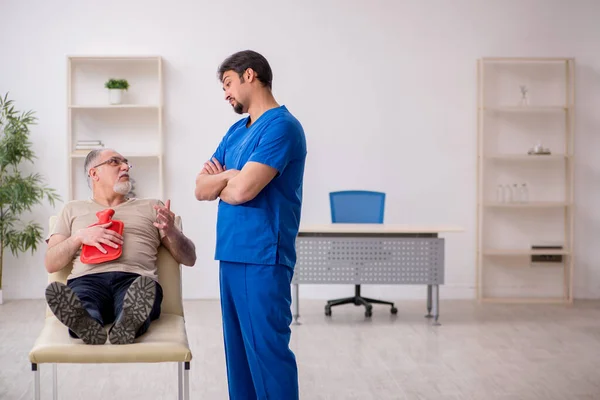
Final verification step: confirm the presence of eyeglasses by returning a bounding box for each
[91,157,133,170]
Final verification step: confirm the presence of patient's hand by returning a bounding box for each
[154,199,175,235]
[75,223,124,254]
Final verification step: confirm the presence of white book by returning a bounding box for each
[76,140,103,145]
[75,145,105,150]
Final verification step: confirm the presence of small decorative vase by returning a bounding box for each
[108,89,123,105]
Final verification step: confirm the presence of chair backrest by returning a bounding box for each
[329,190,386,223]
[46,216,184,318]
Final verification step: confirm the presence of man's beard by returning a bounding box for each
[233,101,244,114]
[114,181,132,195]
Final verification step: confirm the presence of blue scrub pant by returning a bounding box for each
[219,261,299,400]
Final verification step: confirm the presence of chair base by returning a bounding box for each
[33,361,190,400]
[325,285,398,317]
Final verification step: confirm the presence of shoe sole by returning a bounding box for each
[45,282,107,345]
[109,276,156,345]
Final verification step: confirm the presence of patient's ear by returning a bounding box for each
[89,168,99,182]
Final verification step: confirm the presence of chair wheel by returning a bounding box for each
[391,307,398,314]
[324,305,332,316]
[365,306,373,318]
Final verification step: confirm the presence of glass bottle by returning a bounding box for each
[520,183,529,203]
[496,185,505,203]
[504,184,513,203]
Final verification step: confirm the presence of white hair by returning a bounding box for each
[83,149,107,189]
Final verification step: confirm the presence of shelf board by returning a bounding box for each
[69,56,161,61]
[480,57,573,64]
[483,202,570,208]
[484,154,570,161]
[482,106,567,112]
[483,249,570,256]
[69,105,160,110]
[480,297,568,304]
[71,151,160,158]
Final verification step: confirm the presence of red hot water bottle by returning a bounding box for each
[80,209,124,264]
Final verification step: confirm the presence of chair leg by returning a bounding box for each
[184,361,190,400]
[53,364,58,400]
[325,296,356,316]
[354,296,371,308]
[32,364,40,400]
[178,362,183,400]
[326,285,398,316]
[361,297,395,307]
[353,296,373,317]
[326,297,355,307]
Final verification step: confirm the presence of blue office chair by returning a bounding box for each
[326,190,398,318]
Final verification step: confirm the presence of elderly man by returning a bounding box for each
[44,149,196,345]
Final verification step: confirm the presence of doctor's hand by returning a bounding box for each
[202,158,226,175]
[153,199,176,235]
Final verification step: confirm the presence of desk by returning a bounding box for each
[292,224,463,325]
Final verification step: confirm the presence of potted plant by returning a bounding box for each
[0,93,61,304]
[104,78,130,105]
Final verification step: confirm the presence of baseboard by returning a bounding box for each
[573,284,600,300]
[180,283,477,300]
[292,283,476,300]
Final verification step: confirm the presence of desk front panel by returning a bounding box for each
[293,236,445,285]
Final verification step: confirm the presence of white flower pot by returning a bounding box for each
[108,89,124,105]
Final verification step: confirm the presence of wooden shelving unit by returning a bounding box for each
[476,57,575,303]
[67,56,163,200]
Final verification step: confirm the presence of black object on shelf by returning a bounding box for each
[531,245,563,263]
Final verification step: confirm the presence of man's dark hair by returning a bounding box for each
[218,50,273,90]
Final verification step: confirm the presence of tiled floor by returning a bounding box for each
[1,298,600,399]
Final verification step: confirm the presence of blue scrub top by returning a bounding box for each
[212,106,307,268]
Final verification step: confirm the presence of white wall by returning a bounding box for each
[1,0,600,301]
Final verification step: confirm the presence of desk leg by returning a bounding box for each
[425,285,433,318]
[293,284,301,325]
[432,284,441,326]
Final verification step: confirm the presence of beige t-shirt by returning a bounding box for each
[50,198,166,281]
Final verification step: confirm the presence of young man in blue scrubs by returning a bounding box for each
[194,50,307,400]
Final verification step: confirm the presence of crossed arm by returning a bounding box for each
[194,157,277,205]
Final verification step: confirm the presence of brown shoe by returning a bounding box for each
[45,282,107,345]
[109,276,156,345]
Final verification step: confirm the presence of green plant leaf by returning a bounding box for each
[104,79,130,90]
[0,92,63,288]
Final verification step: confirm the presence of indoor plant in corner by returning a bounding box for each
[104,78,130,105]
[0,93,60,304]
